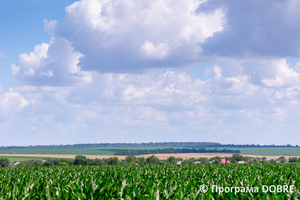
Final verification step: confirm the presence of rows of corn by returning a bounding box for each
[0,163,299,199]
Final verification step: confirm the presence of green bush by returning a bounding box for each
[0,158,10,167]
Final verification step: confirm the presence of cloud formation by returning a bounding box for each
[0,51,7,58]
[200,0,300,57]
[12,0,300,83]
[9,59,300,144]
[6,0,300,145]
[260,59,300,87]
[12,0,227,85]
[43,19,58,35]
[12,37,92,86]
[0,88,29,114]
[57,0,225,72]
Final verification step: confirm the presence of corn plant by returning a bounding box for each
[0,164,299,199]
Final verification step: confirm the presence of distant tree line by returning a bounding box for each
[1,142,298,150]
[6,155,163,167]
[0,154,250,167]
[220,144,298,148]
[288,157,300,162]
[114,148,240,155]
[0,142,219,149]
[2,154,296,168]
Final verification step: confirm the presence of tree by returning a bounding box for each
[182,159,193,164]
[32,160,43,166]
[0,158,10,167]
[260,160,268,163]
[242,156,250,162]
[86,158,104,165]
[249,158,259,164]
[146,155,161,164]
[199,157,208,164]
[74,155,87,165]
[136,157,146,165]
[91,158,104,165]
[167,156,176,164]
[229,157,237,164]
[108,157,119,165]
[270,159,276,163]
[289,157,299,163]
[86,159,95,165]
[279,157,287,163]
[232,154,243,162]
[125,155,135,163]
[43,161,54,166]
[58,162,69,166]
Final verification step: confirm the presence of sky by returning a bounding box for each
[1,0,300,146]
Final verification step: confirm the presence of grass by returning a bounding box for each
[0,148,118,155]
[0,156,49,162]
[1,146,300,156]
[189,146,300,156]
[231,147,300,156]
[0,146,184,155]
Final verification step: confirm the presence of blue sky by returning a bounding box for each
[1,0,300,146]
[0,0,76,90]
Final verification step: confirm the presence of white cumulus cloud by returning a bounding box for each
[140,41,170,60]
[261,59,300,87]
[43,19,58,35]
[57,0,225,72]
[8,62,300,144]
[0,88,29,114]
[6,0,300,145]
[12,37,92,86]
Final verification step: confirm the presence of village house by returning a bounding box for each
[10,162,20,167]
[218,159,230,164]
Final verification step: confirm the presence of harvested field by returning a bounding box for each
[0,153,294,160]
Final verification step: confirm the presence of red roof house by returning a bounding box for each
[218,159,230,164]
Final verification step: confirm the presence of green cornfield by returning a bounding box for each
[0,164,299,199]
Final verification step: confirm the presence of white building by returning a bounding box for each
[11,162,20,166]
